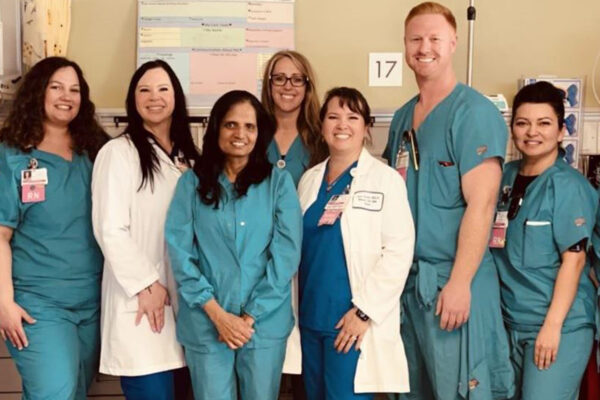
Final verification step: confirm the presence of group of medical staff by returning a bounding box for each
[0,1,599,400]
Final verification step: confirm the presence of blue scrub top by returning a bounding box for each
[165,167,302,353]
[0,144,103,309]
[383,83,508,287]
[298,162,356,333]
[491,157,597,333]
[267,135,310,187]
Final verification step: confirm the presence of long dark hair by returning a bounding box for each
[195,90,274,208]
[0,56,107,160]
[123,59,198,190]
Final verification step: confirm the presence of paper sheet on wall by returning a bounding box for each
[137,0,295,108]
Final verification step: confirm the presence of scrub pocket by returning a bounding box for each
[522,221,556,268]
[429,159,464,209]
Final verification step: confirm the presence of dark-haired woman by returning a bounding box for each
[92,60,198,399]
[165,90,302,400]
[0,57,107,399]
[291,87,414,398]
[490,81,597,399]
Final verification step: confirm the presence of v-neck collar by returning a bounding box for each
[409,83,461,133]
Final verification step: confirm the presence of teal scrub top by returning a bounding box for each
[592,187,600,280]
[0,144,103,309]
[491,157,597,333]
[384,84,515,399]
[165,167,302,353]
[383,83,508,291]
[267,135,310,187]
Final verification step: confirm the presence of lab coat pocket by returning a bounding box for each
[522,221,556,268]
[430,160,464,209]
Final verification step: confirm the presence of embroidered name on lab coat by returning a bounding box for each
[352,191,384,211]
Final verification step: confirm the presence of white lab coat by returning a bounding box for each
[284,148,414,393]
[92,135,185,376]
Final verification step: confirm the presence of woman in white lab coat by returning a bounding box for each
[92,60,198,400]
[288,87,414,398]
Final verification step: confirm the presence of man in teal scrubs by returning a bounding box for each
[0,145,103,399]
[383,3,514,399]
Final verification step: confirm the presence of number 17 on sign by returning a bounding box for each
[369,53,403,87]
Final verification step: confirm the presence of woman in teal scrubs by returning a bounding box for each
[491,81,597,399]
[262,50,328,186]
[0,57,107,399]
[165,90,302,400]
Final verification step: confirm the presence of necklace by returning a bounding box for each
[326,173,344,192]
[326,162,355,192]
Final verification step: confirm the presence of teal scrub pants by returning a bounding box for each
[6,305,99,400]
[396,288,462,400]
[508,327,593,400]
[184,341,286,400]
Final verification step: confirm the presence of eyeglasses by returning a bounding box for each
[270,74,308,87]
[402,129,420,170]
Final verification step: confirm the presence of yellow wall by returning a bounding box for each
[67,0,600,110]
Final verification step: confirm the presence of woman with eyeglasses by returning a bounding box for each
[262,50,328,187]
[490,81,597,400]
[261,50,327,399]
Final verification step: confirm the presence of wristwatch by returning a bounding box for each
[355,308,370,322]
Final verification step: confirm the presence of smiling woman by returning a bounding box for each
[91,59,199,399]
[0,56,107,399]
[262,51,327,187]
[290,87,414,398]
[491,81,598,399]
[165,90,303,400]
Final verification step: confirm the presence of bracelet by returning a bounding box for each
[355,308,369,321]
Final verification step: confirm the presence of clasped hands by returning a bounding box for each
[204,299,255,350]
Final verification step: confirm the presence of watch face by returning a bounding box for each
[355,309,369,321]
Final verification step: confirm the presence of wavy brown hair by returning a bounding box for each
[261,50,328,166]
[0,57,107,160]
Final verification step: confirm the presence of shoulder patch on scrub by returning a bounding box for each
[476,145,488,156]
[469,378,479,390]
[574,218,586,227]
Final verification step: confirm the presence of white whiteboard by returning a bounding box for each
[137,0,295,108]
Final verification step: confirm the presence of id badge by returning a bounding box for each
[22,184,46,203]
[318,194,350,226]
[489,211,508,248]
[396,149,409,181]
[21,168,48,185]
